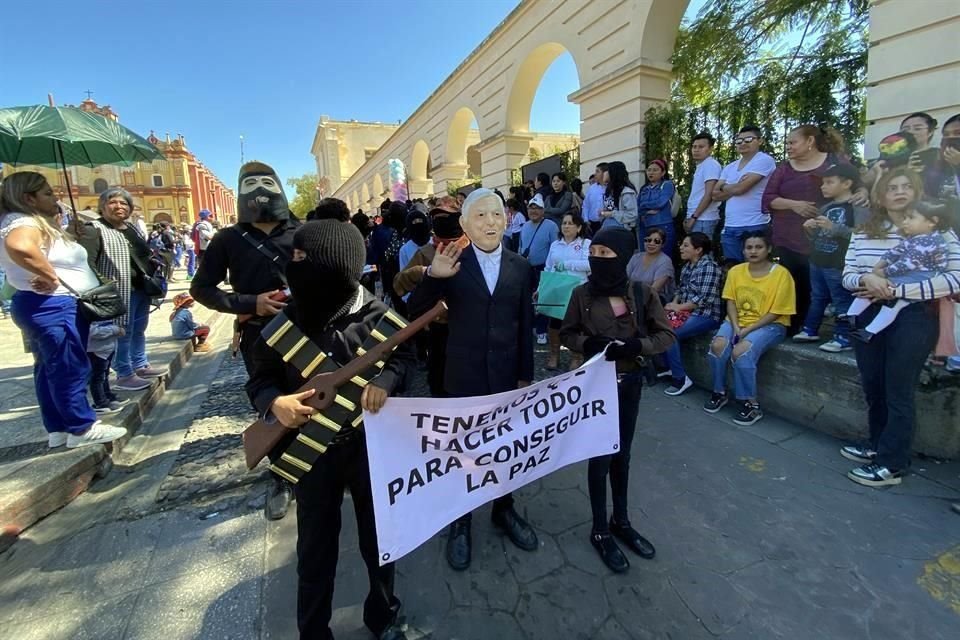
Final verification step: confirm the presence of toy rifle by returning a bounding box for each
[242,300,447,470]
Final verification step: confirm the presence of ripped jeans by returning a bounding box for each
[707,321,786,400]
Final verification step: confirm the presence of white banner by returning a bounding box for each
[363,354,620,565]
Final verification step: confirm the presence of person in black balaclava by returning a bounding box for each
[559,225,675,575]
[246,220,412,640]
[190,161,301,521]
[379,201,411,313]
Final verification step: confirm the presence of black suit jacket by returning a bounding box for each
[408,245,534,396]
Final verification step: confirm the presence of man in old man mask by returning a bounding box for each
[408,188,538,571]
[191,161,302,521]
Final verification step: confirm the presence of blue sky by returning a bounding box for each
[3,0,701,187]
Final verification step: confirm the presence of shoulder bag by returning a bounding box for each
[61,277,125,322]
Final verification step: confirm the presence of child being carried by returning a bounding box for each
[849,200,951,341]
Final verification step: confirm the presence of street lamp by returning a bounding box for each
[240,135,245,165]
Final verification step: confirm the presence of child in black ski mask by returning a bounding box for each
[559,225,675,575]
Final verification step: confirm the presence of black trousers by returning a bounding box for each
[774,246,811,335]
[427,323,449,398]
[588,373,641,533]
[88,352,116,408]
[295,433,399,639]
[852,302,937,471]
[239,319,292,465]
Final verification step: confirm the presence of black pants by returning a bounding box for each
[88,352,117,408]
[454,493,514,525]
[852,302,937,471]
[775,246,811,335]
[295,433,399,639]
[588,373,641,533]
[427,323,449,398]
[239,319,292,464]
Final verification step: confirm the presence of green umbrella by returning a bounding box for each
[0,104,165,212]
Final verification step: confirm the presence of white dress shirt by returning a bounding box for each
[475,244,502,294]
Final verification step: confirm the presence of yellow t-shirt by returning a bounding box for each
[721,263,796,327]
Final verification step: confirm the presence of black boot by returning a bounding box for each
[491,506,538,551]
[265,477,293,521]
[446,520,472,570]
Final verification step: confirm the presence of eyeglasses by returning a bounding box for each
[734,136,758,144]
[644,237,663,245]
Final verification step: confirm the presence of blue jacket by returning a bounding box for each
[637,180,675,228]
[171,308,199,339]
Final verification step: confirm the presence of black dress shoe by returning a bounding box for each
[446,520,472,571]
[378,623,408,640]
[491,507,538,551]
[609,519,656,559]
[265,477,294,521]
[590,533,629,573]
[850,329,874,343]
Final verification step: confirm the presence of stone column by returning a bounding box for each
[477,133,534,193]
[430,163,469,195]
[408,178,434,200]
[570,61,672,186]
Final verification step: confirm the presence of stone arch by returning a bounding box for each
[351,191,359,211]
[505,42,582,134]
[361,183,370,205]
[445,107,479,167]
[641,0,689,65]
[373,173,385,200]
[410,139,431,181]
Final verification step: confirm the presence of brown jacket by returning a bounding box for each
[393,243,448,323]
[560,281,675,372]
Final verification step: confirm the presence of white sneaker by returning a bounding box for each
[48,432,68,448]
[66,421,127,449]
[663,376,694,397]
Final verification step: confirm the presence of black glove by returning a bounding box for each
[582,336,613,359]
[605,338,645,361]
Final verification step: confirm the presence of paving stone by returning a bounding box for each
[423,608,525,640]
[523,487,592,536]
[516,567,610,639]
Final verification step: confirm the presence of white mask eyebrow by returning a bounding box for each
[240,175,282,195]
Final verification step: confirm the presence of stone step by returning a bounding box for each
[678,335,960,459]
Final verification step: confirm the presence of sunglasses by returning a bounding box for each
[734,136,758,144]
[644,237,663,245]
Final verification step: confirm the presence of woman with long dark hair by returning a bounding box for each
[637,159,677,256]
[839,167,960,487]
[543,171,573,226]
[599,161,638,231]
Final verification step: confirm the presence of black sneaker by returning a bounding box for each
[840,445,877,464]
[732,401,763,426]
[703,392,728,414]
[847,463,904,487]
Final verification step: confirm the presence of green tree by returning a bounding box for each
[286,173,319,217]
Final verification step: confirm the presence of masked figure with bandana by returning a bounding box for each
[191,161,302,521]
[246,220,413,640]
[407,188,538,572]
[559,226,675,574]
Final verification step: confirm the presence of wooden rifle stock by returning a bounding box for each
[242,300,447,469]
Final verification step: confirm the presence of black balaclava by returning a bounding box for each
[386,201,407,231]
[237,161,290,224]
[431,213,463,241]
[285,220,366,329]
[405,210,431,246]
[587,227,636,297]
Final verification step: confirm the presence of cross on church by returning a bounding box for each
[84,89,94,100]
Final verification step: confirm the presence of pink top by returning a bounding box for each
[609,297,628,317]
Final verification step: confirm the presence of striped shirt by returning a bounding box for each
[842,225,960,301]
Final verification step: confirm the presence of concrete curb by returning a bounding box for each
[0,310,231,552]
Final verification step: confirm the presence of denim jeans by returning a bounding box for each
[664,314,721,380]
[11,291,96,434]
[588,372,641,533]
[720,223,770,264]
[690,219,719,238]
[804,263,853,338]
[853,302,937,470]
[115,289,151,377]
[185,249,196,277]
[708,321,786,400]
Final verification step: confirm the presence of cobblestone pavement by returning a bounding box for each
[0,334,958,640]
[156,354,265,505]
